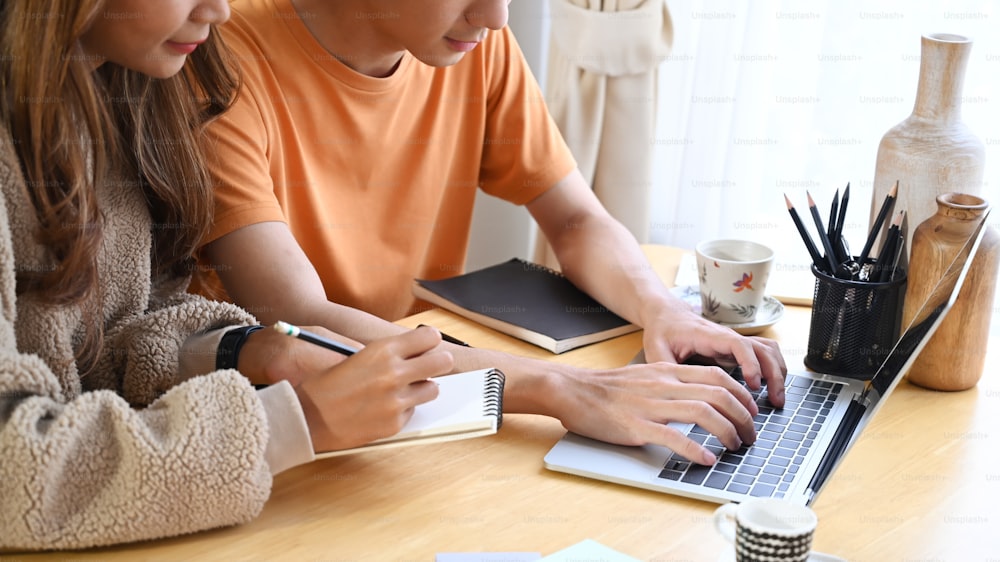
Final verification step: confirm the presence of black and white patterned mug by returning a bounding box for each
[713,498,817,562]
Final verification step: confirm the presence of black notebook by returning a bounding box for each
[412,258,639,354]
[316,368,504,457]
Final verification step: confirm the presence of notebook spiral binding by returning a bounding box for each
[483,368,506,429]
[513,257,564,278]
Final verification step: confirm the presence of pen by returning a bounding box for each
[784,194,825,272]
[882,211,906,281]
[887,227,905,283]
[806,191,838,274]
[272,320,359,356]
[859,180,897,266]
[872,211,903,283]
[417,324,472,347]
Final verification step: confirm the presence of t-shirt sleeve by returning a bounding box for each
[478,27,578,205]
[202,23,288,246]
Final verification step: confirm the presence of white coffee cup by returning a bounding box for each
[713,498,817,562]
[695,239,774,324]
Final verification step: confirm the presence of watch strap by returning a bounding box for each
[216,325,265,371]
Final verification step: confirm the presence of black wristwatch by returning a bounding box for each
[216,325,265,370]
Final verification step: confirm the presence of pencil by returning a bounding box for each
[827,188,840,262]
[784,194,825,272]
[417,324,471,347]
[834,182,850,262]
[272,320,359,356]
[807,191,839,274]
[859,180,897,266]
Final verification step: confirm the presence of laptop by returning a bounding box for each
[544,212,990,506]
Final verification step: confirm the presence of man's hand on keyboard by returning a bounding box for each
[640,305,788,410]
[547,362,763,466]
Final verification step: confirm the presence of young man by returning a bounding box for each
[198,0,788,465]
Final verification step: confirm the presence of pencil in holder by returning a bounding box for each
[804,262,906,379]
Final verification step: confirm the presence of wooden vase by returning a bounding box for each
[869,34,985,257]
[902,193,999,391]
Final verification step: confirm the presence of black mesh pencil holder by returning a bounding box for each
[804,262,906,380]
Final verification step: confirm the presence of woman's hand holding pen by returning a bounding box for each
[238,324,361,386]
[290,326,453,453]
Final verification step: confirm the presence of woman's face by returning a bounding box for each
[79,0,230,78]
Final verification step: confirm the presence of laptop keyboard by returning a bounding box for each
[657,375,843,498]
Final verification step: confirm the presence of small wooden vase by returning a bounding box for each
[902,193,999,391]
[870,34,985,255]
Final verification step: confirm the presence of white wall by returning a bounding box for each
[465,1,551,271]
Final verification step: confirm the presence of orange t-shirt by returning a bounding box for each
[199,0,576,320]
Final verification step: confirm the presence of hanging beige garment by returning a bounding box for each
[535,0,673,267]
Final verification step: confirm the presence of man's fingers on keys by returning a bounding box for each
[726,337,767,389]
[659,399,752,451]
[644,421,717,466]
[655,381,757,447]
[750,337,787,407]
[673,364,759,419]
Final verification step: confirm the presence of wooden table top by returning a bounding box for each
[20,246,1000,560]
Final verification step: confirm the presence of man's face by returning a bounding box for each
[364,0,511,67]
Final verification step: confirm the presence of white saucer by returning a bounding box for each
[671,285,785,336]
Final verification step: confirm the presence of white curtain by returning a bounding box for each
[536,0,673,266]
[528,0,999,329]
[648,0,1000,286]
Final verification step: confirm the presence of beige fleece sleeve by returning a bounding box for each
[179,330,316,474]
[0,362,273,551]
[178,325,232,379]
[257,381,316,474]
[89,291,259,406]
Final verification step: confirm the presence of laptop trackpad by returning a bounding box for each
[543,431,679,482]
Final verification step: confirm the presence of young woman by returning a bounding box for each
[0,0,450,550]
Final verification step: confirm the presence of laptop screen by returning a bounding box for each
[804,211,990,501]
[867,210,990,397]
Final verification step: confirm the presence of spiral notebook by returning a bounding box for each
[316,368,505,457]
[413,258,638,353]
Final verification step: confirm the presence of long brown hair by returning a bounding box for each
[0,0,238,370]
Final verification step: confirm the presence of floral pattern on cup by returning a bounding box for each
[702,291,720,318]
[701,291,757,321]
[732,272,754,292]
[729,302,757,320]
